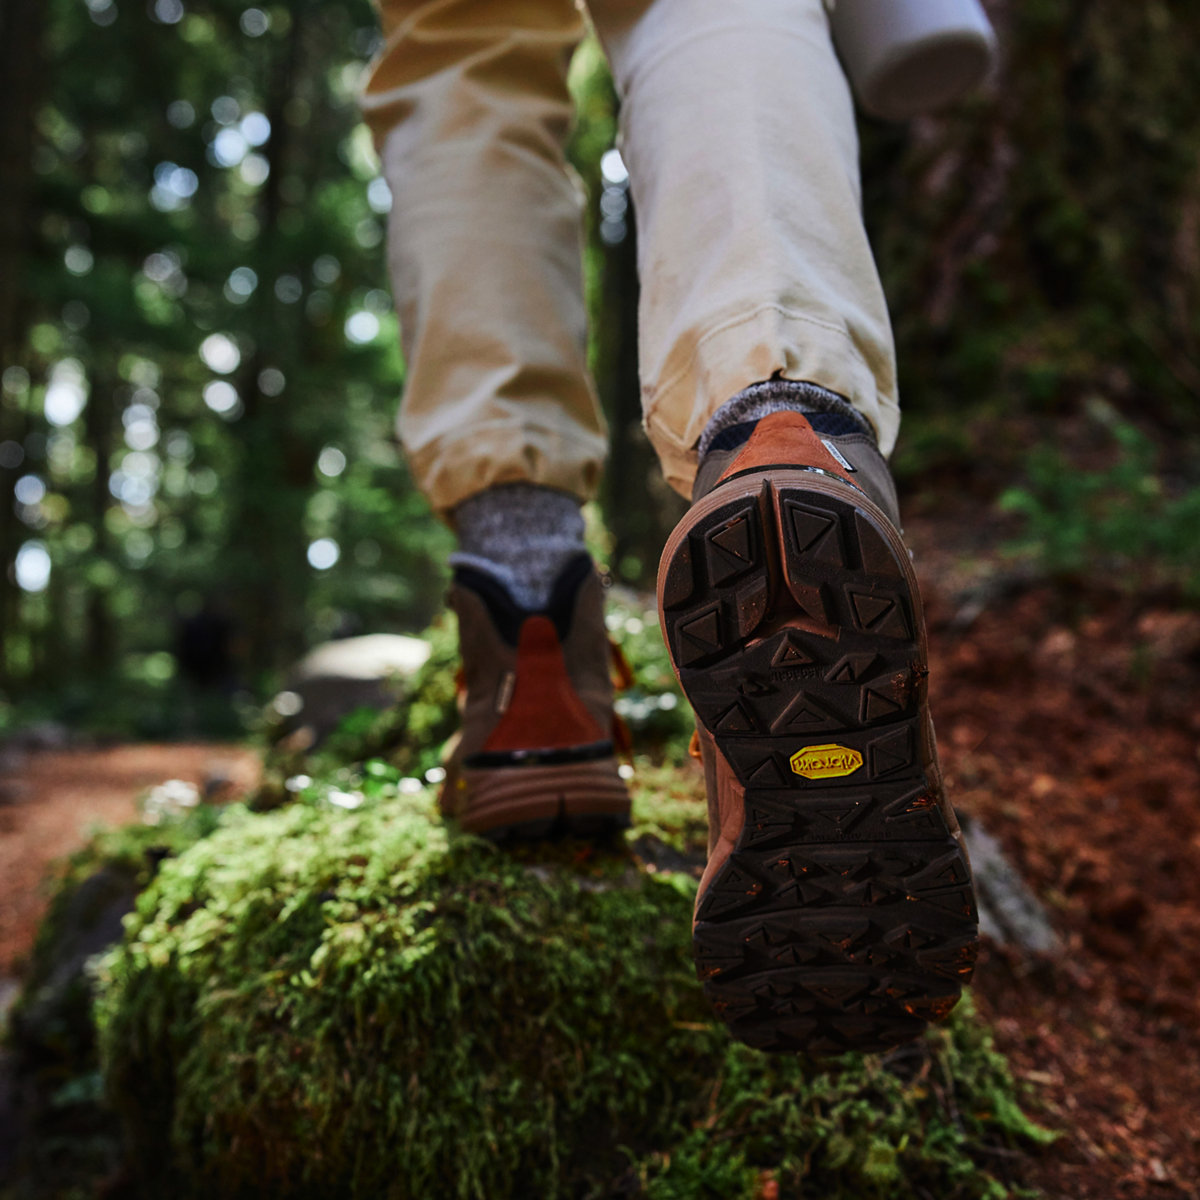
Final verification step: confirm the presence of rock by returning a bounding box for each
[960,815,1061,958]
[0,721,73,754]
[293,633,432,682]
[93,794,1052,1199]
[14,864,140,1064]
[270,633,432,743]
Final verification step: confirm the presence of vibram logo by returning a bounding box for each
[790,743,864,780]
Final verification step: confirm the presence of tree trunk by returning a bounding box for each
[597,219,686,587]
[224,9,313,682]
[84,374,116,680]
[0,0,45,689]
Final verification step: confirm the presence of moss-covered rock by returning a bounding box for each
[9,610,1055,1198]
[95,777,1051,1199]
[4,807,224,1200]
[14,806,221,1067]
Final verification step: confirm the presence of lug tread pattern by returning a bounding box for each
[661,478,978,1055]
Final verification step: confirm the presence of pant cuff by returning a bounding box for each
[641,302,899,497]
[406,420,607,517]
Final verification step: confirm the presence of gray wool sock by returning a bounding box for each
[697,379,873,459]
[450,483,587,611]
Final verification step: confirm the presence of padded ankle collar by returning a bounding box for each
[452,552,594,647]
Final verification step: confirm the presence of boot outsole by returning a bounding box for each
[659,471,979,1055]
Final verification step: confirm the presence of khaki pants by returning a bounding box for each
[361,0,897,513]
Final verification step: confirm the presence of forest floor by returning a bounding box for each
[2,488,1198,1199]
[0,744,260,980]
[905,499,1200,1200]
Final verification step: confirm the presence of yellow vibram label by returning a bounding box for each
[790,743,864,780]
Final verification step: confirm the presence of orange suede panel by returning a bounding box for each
[717,411,856,488]
[482,616,607,751]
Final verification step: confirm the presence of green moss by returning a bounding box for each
[95,788,1050,1199]
[627,759,709,860]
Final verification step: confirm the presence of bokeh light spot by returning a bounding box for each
[212,95,240,125]
[167,99,195,128]
[44,361,88,426]
[64,245,94,275]
[367,177,392,213]
[307,538,340,570]
[317,447,347,477]
[240,112,271,146]
[154,0,184,24]
[345,311,380,344]
[212,128,249,168]
[200,333,241,374]
[14,476,46,507]
[258,367,286,396]
[240,7,270,36]
[600,148,628,185]
[15,542,51,593]
[203,380,239,414]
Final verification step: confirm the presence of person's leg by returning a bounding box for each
[590,0,898,496]
[589,0,978,1054]
[361,0,606,516]
[362,0,629,837]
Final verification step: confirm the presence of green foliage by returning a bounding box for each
[95,780,1050,1199]
[888,412,980,486]
[8,0,1200,723]
[998,412,1200,595]
[606,591,694,761]
[862,1,1200,433]
[2,0,451,724]
[628,761,710,857]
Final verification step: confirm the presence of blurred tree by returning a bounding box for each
[2,0,451,728]
[3,0,1199,731]
[862,0,1200,438]
[0,0,46,689]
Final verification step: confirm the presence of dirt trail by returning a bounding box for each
[0,743,259,977]
[906,509,1200,1200]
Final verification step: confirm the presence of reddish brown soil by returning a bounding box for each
[0,743,259,977]
[908,511,1200,1200]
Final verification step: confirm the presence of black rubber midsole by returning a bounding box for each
[463,739,616,769]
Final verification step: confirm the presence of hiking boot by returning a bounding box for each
[441,553,632,839]
[657,411,979,1054]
